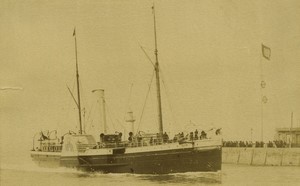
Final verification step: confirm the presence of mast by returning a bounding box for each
[73,28,83,134]
[152,5,164,136]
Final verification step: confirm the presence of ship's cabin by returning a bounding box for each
[32,131,63,152]
[96,132,165,149]
[32,128,222,152]
[95,128,222,149]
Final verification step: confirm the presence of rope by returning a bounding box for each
[79,78,90,133]
[85,99,96,133]
[59,78,76,130]
[159,67,177,128]
[139,44,155,67]
[136,69,155,133]
[105,103,118,132]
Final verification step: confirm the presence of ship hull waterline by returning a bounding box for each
[31,146,222,174]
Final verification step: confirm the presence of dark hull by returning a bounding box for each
[72,148,220,174]
[32,147,222,174]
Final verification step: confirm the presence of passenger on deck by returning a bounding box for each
[137,133,142,146]
[60,136,64,144]
[128,132,133,142]
[150,137,153,145]
[200,130,207,139]
[190,132,194,141]
[118,132,122,142]
[180,132,184,139]
[163,132,169,143]
[173,134,179,142]
[100,133,104,143]
[215,128,221,135]
[194,129,199,140]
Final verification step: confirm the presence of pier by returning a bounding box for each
[222,147,300,166]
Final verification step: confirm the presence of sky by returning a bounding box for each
[1,0,300,164]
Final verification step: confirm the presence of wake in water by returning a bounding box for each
[1,162,222,186]
[133,171,222,185]
[81,170,222,185]
[1,162,82,174]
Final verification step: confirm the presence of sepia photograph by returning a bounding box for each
[1,0,300,185]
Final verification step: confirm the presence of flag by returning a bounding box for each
[262,44,271,60]
[73,28,76,37]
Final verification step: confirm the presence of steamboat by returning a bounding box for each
[30,6,222,174]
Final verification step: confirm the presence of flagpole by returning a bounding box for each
[74,28,83,135]
[260,45,264,142]
[260,43,271,142]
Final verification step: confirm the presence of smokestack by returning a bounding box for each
[92,89,107,133]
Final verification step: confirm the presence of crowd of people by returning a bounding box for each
[222,140,288,148]
[124,128,223,147]
[127,128,220,146]
[172,129,209,142]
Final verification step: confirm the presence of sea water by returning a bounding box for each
[1,144,300,186]
[1,162,300,186]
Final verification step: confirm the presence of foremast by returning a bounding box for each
[73,28,83,134]
[152,5,164,137]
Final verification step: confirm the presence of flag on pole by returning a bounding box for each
[262,44,271,60]
[73,28,76,37]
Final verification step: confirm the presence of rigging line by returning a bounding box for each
[136,69,155,133]
[105,103,117,132]
[67,85,79,108]
[84,99,96,132]
[60,57,78,130]
[87,104,96,131]
[64,80,78,130]
[159,67,177,126]
[79,79,88,108]
[85,99,95,123]
[139,44,155,67]
[78,78,88,132]
[67,80,76,117]
[86,98,95,131]
[115,119,126,130]
[139,45,153,51]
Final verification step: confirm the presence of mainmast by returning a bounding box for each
[152,5,164,136]
[73,28,83,134]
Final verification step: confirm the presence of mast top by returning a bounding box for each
[152,5,158,55]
